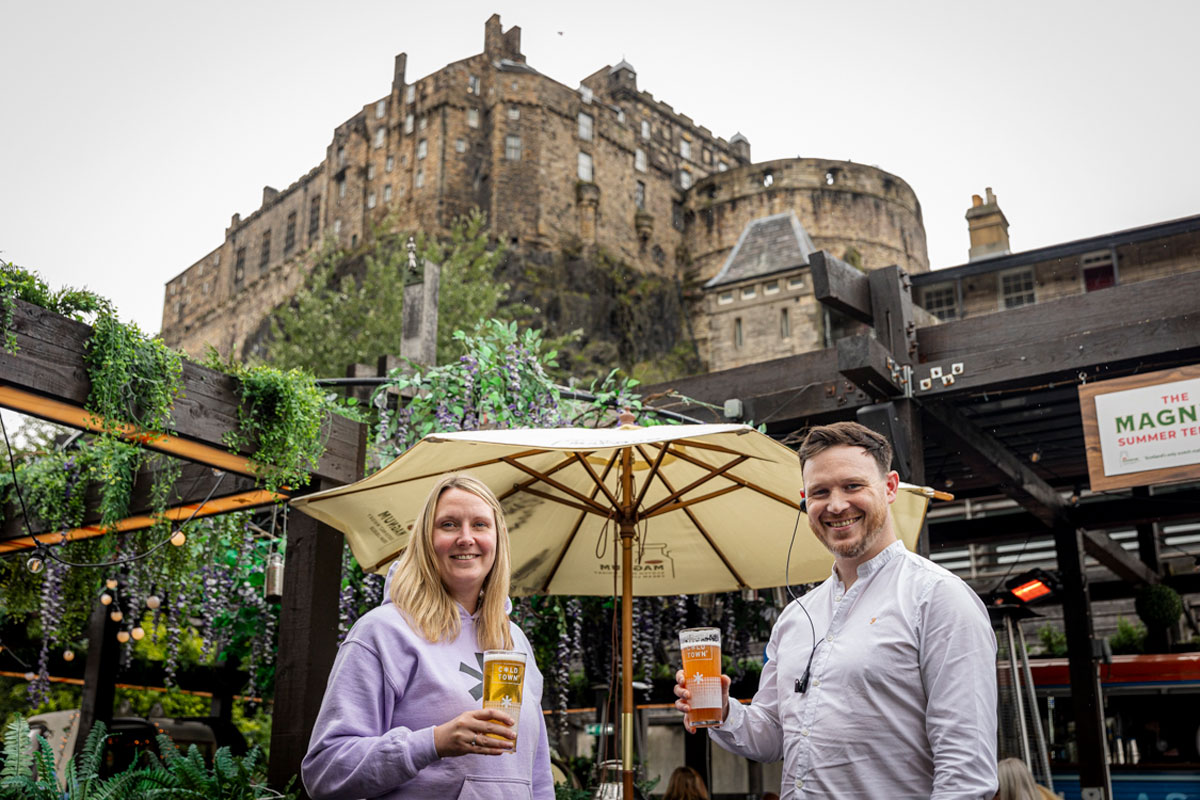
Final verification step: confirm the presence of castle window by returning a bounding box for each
[508,105,520,120]
[419,116,427,131]
[308,197,320,241]
[337,146,346,166]
[734,318,744,349]
[213,252,220,266]
[679,169,692,190]
[920,285,958,321]
[467,108,480,128]
[367,164,375,180]
[417,139,427,160]
[386,155,395,172]
[577,152,593,182]
[352,234,358,248]
[259,231,271,271]
[416,169,425,188]
[672,201,684,231]
[375,99,387,119]
[641,120,650,139]
[718,291,734,305]
[505,135,522,161]
[1000,268,1036,309]
[634,148,647,172]
[234,248,246,283]
[764,280,780,295]
[616,108,625,124]
[1081,250,1116,291]
[780,308,791,339]
[374,127,385,148]
[405,85,415,104]
[367,191,377,209]
[338,179,346,199]
[635,181,645,210]
[405,114,414,134]
[202,281,210,295]
[578,112,593,141]
[455,138,467,153]
[788,276,805,290]
[741,285,756,300]
[384,184,392,202]
[579,85,593,104]
[468,74,480,94]
[333,219,342,235]
[285,212,296,253]
[718,161,728,172]
[680,139,691,160]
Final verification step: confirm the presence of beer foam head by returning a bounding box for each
[484,649,526,664]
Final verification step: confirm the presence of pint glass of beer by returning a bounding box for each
[679,627,723,728]
[482,649,526,749]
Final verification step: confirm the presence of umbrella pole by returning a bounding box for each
[620,448,636,799]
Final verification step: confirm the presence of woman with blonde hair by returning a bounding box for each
[303,473,553,799]
[995,757,1057,800]
[662,765,709,800]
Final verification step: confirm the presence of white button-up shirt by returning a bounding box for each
[710,541,998,799]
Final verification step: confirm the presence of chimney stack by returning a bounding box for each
[965,186,1011,262]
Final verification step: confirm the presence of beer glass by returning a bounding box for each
[679,627,723,728]
[482,649,526,749]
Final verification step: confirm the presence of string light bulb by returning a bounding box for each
[26,555,45,574]
[170,531,186,547]
[146,595,161,609]
[116,630,130,643]
[131,626,145,641]
[105,578,118,590]
[62,650,75,662]
[99,592,113,606]
[110,610,123,623]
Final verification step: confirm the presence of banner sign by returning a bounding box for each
[1079,364,1200,491]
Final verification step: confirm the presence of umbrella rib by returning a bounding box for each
[632,443,670,511]
[663,446,802,511]
[572,452,621,509]
[642,484,742,518]
[500,456,611,515]
[650,469,747,588]
[537,451,620,594]
[519,485,608,518]
[640,454,749,517]
[496,452,580,503]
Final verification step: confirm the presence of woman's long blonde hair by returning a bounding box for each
[389,473,514,651]
[995,758,1040,800]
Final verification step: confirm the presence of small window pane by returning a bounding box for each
[679,170,692,189]
[508,105,520,120]
[680,139,691,160]
[641,120,650,139]
[718,291,734,305]
[578,112,593,141]
[455,138,467,153]
[1001,269,1035,309]
[467,108,479,128]
[578,152,593,182]
[635,181,645,210]
[405,85,415,103]
[367,191,377,209]
[505,135,522,161]
[405,114,414,134]
[921,285,958,321]
[375,100,386,119]
[741,285,756,299]
[780,308,791,339]
[764,280,780,294]
[417,139,427,160]
[383,184,392,202]
[635,148,647,172]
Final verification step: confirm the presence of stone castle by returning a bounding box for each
[161,15,929,373]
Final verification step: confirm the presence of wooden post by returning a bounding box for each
[74,599,120,754]
[400,237,440,368]
[1133,487,1168,651]
[267,484,347,796]
[1054,525,1112,799]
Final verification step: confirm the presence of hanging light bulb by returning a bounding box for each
[105,578,119,590]
[62,650,75,662]
[26,555,45,574]
[116,630,130,643]
[99,592,113,606]
[23,671,35,681]
[170,531,186,547]
[110,610,123,623]
[145,595,161,610]
[131,626,145,641]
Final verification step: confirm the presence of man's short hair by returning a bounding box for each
[798,421,893,476]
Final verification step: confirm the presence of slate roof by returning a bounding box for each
[704,211,817,289]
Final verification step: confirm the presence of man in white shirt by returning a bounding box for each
[675,422,998,799]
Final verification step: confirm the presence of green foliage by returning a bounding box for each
[1036,623,1068,657]
[0,261,112,352]
[1109,616,1147,655]
[1135,583,1184,631]
[84,315,183,435]
[144,733,295,799]
[220,362,328,495]
[265,208,509,377]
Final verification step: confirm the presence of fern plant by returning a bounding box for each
[0,717,146,800]
[140,733,295,799]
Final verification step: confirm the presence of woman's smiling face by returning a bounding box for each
[430,487,498,611]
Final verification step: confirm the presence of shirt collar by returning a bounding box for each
[830,538,906,584]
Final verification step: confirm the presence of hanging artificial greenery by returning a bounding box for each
[0,261,111,353]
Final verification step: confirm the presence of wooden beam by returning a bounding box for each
[923,401,1068,527]
[75,599,120,755]
[837,335,906,398]
[1,299,362,486]
[1080,529,1160,586]
[808,251,873,324]
[867,265,918,361]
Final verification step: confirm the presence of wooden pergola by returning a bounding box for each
[0,298,364,794]
[641,254,1200,798]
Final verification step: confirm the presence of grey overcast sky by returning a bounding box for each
[2,0,1198,337]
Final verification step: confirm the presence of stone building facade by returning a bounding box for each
[912,191,1200,323]
[161,14,930,371]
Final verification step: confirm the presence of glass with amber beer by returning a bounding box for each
[482,649,526,749]
[679,627,723,728]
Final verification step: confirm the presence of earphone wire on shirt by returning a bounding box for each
[784,501,821,694]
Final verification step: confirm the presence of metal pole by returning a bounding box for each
[1018,623,1054,791]
[620,446,635,799]
[1005,615,1033,768]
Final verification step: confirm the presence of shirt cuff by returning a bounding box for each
[716,699,746,733]
[400,725,441,773]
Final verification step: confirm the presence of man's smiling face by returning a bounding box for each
[802,444,899,571]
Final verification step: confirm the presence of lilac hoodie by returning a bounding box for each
[302,564,554,800]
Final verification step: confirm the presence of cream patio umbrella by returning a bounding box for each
[291,422,935,796]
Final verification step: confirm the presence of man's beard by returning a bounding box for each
[810,500,890,560]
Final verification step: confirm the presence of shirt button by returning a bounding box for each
[801,728,810,736]
[795,779,804,789]
[812,679,821,688]
[834,595,842,602]
[826,634,834,643]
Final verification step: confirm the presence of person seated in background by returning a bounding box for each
[661,765,709,800]
[994,757,1058,800]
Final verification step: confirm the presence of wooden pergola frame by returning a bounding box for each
[0,298,365,795]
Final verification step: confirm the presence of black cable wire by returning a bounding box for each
[1,409,38,544]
